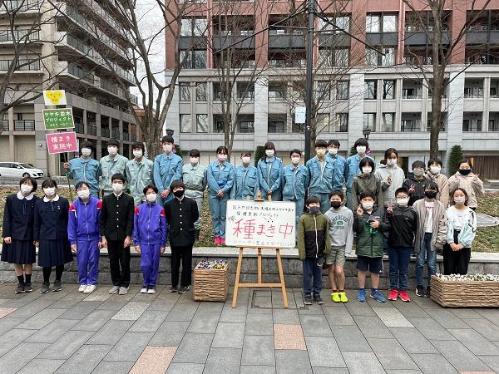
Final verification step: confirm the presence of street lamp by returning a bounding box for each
[363,128,371,140]
[304,0,315,161]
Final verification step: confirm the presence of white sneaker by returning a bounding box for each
[84,285,96,294]
[78,284,86,293]
[109,286,120,294]
[147,288,156,294]
[118,286,129,295]
[140,287,148,294]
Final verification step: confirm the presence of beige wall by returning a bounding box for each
[14,137,36,164]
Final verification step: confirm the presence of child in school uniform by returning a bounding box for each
[68,181,102,294]
[34,179,72,293]
[133,185,167,294]
[2,176,39,294]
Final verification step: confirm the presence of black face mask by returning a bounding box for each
[331,201,341,209]
[173,189,184,198]
[425,191,437,199]
[459,169,471,176]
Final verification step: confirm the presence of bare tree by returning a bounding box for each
[403,0,491,160]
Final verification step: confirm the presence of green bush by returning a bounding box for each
[254,145,265,166]
[447,145,464,175]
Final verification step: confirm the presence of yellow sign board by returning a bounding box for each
[43,90,67,106]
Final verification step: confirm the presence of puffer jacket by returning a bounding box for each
[448,172,484,209]
[297,212,331,260]
[354,207,389,258]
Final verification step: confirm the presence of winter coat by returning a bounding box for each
[402,175,430,206]
[297,212,331,260]
[351,173,384,211]
[448,172,484,209]
[385,206,418,248]
[412,198,447,252]
[68,196,102,244]
[426,171,450,208]
[282,165,309,201]
[375,164,405,207]
[133,202,167,246]
[353,206,389,258]
[125,157,154,205]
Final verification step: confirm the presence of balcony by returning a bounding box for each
[318,34,350,48]
[67,63,95,84]
[466,30,499,44]
[365,33,398,46]
[1,0,40,13]
[0,59,41,72]
[269,31,305,49]
[212,32,254,50]
[14,120,35,131]
[0,29,40,43]
[269,59,306,68]
[405,31,450,46]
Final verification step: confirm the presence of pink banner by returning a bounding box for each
[46,131,78,154]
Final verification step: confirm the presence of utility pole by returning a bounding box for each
[304,0,315,161]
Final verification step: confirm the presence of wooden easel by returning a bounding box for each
[231,194,289,308]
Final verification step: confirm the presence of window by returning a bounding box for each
[180,18,208,36]
[363,113,376,131]
[366,48,379,66]
[196,83,207,101]
[381,113,395,132]
[196,114,208,133]
[269,82,287,99]
[334,48,349,67]
[317,81,330,100]
[383,15,397,32]
[319,16,350,33]
[268,114,287,133]
[367,14,397,33]
[319,49,333,68]
[180,114,192,132]
[179,82,191,101]
[402,79,422,99]
[427,112,447,131]
[237,115,254,133]
[366,15,380,33]
[336,81,349,100]
[335,16,350,33]
[383,80,395,99]
[463,112,482,131]
[364,80,377,99]
[401,113,421,132]
[213,115,224,133]
[367,47,395,66]
[316,113,330,132]
[334,113,348,132]
[180,50,206,69]
[464,79,484,98]
[381,48,395,66]
[237,82,254,100]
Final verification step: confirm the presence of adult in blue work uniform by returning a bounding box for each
[345,138,371,209]
[153,136,183,205]
[282,149,309,225]
[66,141,101,197]
[100,139,128,197]
[125,142,154,205]
[306,139,335,213]
[257,142,283,201]
[182,149,207,239]
[327,139,347,193]
[231,152,259,200]
[206,146,234,246]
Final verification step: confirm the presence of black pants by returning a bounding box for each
[443,230,471,275]
[42,265,64,284]
[107,240,131,287]
[171,245,193,288]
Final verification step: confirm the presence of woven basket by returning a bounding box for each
[430,275,499,307]
[193,266,229,302]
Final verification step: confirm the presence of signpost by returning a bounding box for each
[42,108,74,130]
[226,199,296,308]
[46,132,78,154]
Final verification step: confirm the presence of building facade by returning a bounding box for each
[165,0,499,178]
[0,0,139,176]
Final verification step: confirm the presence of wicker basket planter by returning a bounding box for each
[430,274,499,308]
[193,260,229,302]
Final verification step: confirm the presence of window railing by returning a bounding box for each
[0,29,40,42]
[2,0,40,12]
[14,120,35,131]
[0,59,40,71]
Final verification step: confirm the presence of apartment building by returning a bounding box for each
[0,0,139,176]
[165,0,499,178]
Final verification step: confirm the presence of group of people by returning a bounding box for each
[1,134,485,301]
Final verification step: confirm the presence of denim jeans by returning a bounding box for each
[389,247,411,291]
[303,258,322,296]
[415,233,437,288]
[208,193,229,237]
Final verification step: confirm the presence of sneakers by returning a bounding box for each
[40,283,50,294]
[388,289,399,301]
[15,284,25,294]
[52,280,62,292]
[331,292,341,303]
[24,283,32,293]
[399,290,411,302]
[178,286,190,295]
[140,287,148,294]
[84,285,96,294]
[78,284,86,293]
[147,288,156,294]
[220,237,225,246]
[415,285,425,297]
[109,285,120,294]
[370,289,387,303]
[214,236,221,246]
[357,288,366,303]
[314,294,324,305]
[118,286,129,295]
[304,294,313,305]
[170,286,178,293]
[339,291,349,303]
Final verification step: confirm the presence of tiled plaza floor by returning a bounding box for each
[0,284,498,373]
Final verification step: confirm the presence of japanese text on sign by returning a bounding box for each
[46,131,78,154]
[42,108,74,130]
[225,200,296,248]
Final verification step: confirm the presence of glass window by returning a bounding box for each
[269,82,287,99]
[382,48,395,66]
[335,16,350,33]
[196,82,207,101]
[316,113,330,132]
[180,19,192,36]
[383,80,395,99]
[334,49,349,67]
[193,50,206,68]
[335,113,348,132]
[365,48,379,66]
[319,49,333,68]
[317,81,330,100]
[238,117,254,133]
[364,80,377,99]
[180,114,192,132]
[336,80,349,100]
[366,15,380,33]
[179,82,191,101]
[383,15,397,32]
[180,50,192,68]
[381,113,395,132]
[363,113,376,131]
[268,115,287,133]
[237,82,255,100]
[196,114,208,133]
[193,18,208,36]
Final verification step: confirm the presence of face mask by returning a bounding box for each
[361,202,374,210]
[316,149,326,157]
[146,193,157,203]
[308,206,320,214]
[217,154,227,162]
[77,189,90,200]
[163,144,173,153]
[173,189,184,198]
[356,145,366,154]
[241,156,251,165]
[425,191,437,199]
[190,157,199,165]
[291,157,300,165]
[430,165,441,175]
[454,196,466,205]
[331,201,341,209]
[459,169,471,176]
[112,183,124,194]
[20,184,32,195]
[43,187,56,197]
[328,148,338,156]
[396,197,409,207]
[133,149,143,159]
[413,168,425,177]
[107,146,118,156]
[265,149,275,157]
[362,166,372,174]
[387,159,397,166]
[81,148,92,157]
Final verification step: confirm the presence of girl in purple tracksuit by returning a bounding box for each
[133,185,167,294]
[68,181,102,294]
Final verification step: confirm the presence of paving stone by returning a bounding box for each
[12,299,54,318]
[394,301,429,318]
[26,318,78,343]
[240,366,276,374]
[332,325,372,352]
[0,316,25,335]
[373,306,414,328]
[147,299,175,313]
[408,317,456,341]
[188,312,220,334]
[353,315,393,338]
[55,344,112,374]
[432,340,492,372]
[368,337,419,370]
[241,335,274,366]
[150,321,189,346]
[38,330,94,359]
[82,288,111,302]
[87,320,133,345]
[165,302,198,322]
[129,346,176,374]
[17,358,65,374]
[275,350,312,374]
[300,314,333,337]
[18,308,66,329]
[480,355,499,373]
[312,368,348,374]
[166,363,205,374]
[465,318,499,342]
[96,299,128,311]
[220,304,247,323]
[323,306,355,326]
[204,347,242,374]
[197,302,224,313]
[0,328,35,357]
[273,309,300,324]
[70,309,115,332]
[129,310,167,333]
[0,342,49,374]
[410,353,459,374]
[274,324,306,350]
[104,331,154,362]
[172,333,214,363]
[342,352,386,374]
[212,322,245,348]
[111,301,149,321]
[450,309,483,319]
[59,301,101,320]
[245,313,274,336]
[424,309,470,329]
[449,328,499,356]
[0,307,16,319]
[91,361,134,374]
[390,327,437,354]
[345,301,377,316]
[305,336,345,368]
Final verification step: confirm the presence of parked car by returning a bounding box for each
[0,162,44,178]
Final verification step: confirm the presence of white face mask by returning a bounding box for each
[430,165,441,175]
[43,187,56,197]
[316,149,326,157]
[387,159,397,166]
[163,144,173,153]
[190,157,199,165]
[112,183,124,194]
[146,193,157,203]
[361,202,374,210]
[241,156,251,165]
[133,149,143,159]
[217,154,227,162]
[454,196,466,205]
[356,145,367,154]
[265,149,275,157]
[396,197,409,207]
[291,156,300,165]
[362,166,372,174]
[81,148,92,157]
[20,184,32,195]
[77,189,90,200]
[107,146,118,156]
[328,148,338,155]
